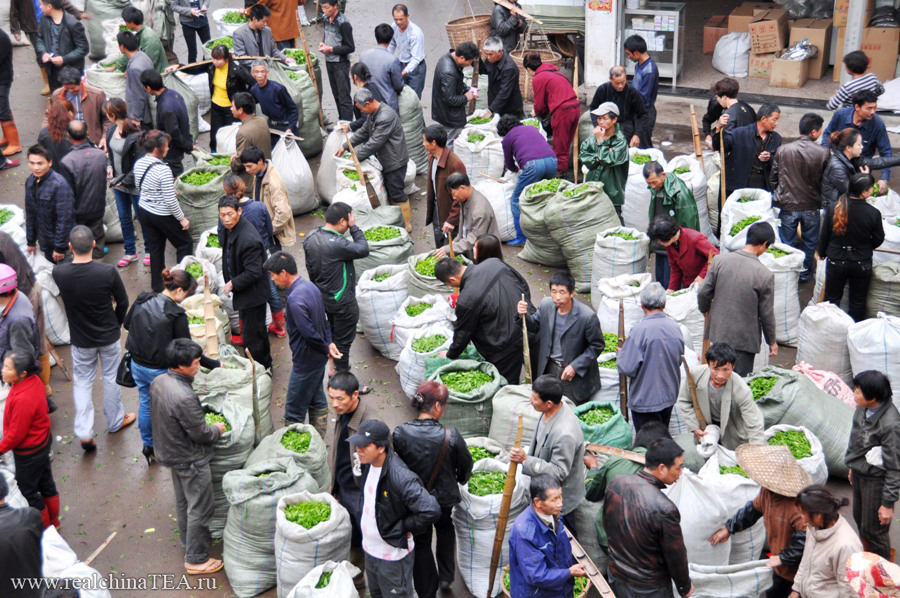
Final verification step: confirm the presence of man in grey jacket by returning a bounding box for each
[359,23,404,113]
[60,121,107,259]
[697,222,778,377]
[118,31,154,129]
[150,339,225,576]
[232,5,293,63]
[434,172,500,260]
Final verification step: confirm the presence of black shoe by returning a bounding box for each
[81,439,97,453]
[47,398,58,414]
[142,445,156,465]
[439,581,452,592]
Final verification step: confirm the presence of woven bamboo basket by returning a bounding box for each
[512,48,562,102]
[446,14,492,49]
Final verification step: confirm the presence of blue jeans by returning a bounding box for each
[132,360,167,447]
[402,61,427,98]
[114,189,142,256]
[779,209,820,278]
[284,365,328,424]
[654,253,670,289]
[510,156,558,241]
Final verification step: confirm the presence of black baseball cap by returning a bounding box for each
[347,419,390,447]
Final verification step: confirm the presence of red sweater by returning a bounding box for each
[531,64,579,118]
[0,375,50,455]
[666,227,719,291]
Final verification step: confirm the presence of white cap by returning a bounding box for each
[590,101,620,117]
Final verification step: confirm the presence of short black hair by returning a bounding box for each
[624,34,647,54]
[548,271,575,293]
[326,202,352,225]
[375,23,394,44]
[529,474,561,502]
[27,144,53,162]
[263,251,298,275]
[248,4,270,20]
[328,371,360,396]
[68,224,94,254]
[211,44,231,61]
[320,0,339,5]
[423,124,448,148]
[745,221,775,247]
[232,91,256,115]
[645,438,683,469]
[852,89,879,108]
[218,195,241,212]
[165,338,203,369]
[799,113,824,136]
[139,129,171,153]
[434,256,464,284]
[58,66,82,86]
[240,145,265,165]
[712,77,739,99]
[392,3,409,16]
[633,421,670,449]
[455,42,479,61]
[523,52,543,72]
[117,31,139,52]
[843,50,869,75]
[853,370,892,404]
[42,0,65,8]
[642,161,665,178]
[445,172,470,191]
[849,172,875,197]
[496,114,522,137]
[533,374,563,404]
[67,120,87,142]
[757,103,780,119]
[140,69,164,91]
[648,214,679,243]
[705,342,737,367]
[121,5,143,25]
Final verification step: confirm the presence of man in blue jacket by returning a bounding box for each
[508,474,586,597]
[24,144,75,263]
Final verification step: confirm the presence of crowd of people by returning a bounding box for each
[0,0,898,597]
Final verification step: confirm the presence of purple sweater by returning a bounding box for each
[501,125,556,173]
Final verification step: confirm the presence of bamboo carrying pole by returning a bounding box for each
[522,294,532,384]
[344,136,380,209]
[468,59,480,116]
[486,415,524,598]
[682,355,706,430]
[565,526,616,597]
[296,26,326,129]
[618,299,628,422]
[719,127,727,220]
[490,0,545,24]
[690,105,705,171]
[572,56,580,184]
[586,443,646,465]
[448,232,456,259]
[203,274,219,358]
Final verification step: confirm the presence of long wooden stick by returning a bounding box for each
[690,104,704,171]
[344,136,380,209]
[700,250,715,362]
[618,298,628,422]
[448,232,455,259]
[46,336,71,381]
[521,294,532,384]
[719,127,727,227]
[84,531,117,566]
[468,59,480,116]
[490,0,544,24]
[268,128,305,141]
[565,526,616,597]
[296,27,326,128]
[586,443,646,464]
[203,273,219,358]
[486,415,523,598]
[681,355,706,430]
[572,56,580,184]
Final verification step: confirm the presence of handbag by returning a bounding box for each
[116,351,137,388]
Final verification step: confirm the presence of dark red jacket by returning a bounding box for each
[532,63,578,118]
[0,375,50,456]
[666,227,719,291]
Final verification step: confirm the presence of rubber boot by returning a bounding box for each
[44,494,61,529]
[309,407,329,441]
[232,320,244,346]
[40,68,51,96]
[267,310,287,338]
[1,122,21,157]
[398,201,412,233]
[40,507,51,529]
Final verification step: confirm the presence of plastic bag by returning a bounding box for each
[334,154,386,206]
[177,255,223,295]
[465,109,500,133]
[216,123,241,155]
[792,361,856,409]
[720,189,780,252]
[272,136,317,215]
[244,423,332,492]
[622,148,667,234]
[488,384,576,451]
[41,527,113,598]
[712,33,751,78]
[356,265,408,360]
[428,360,506,437]
[85,0,132,60]
[874,218,900,267]
[590,226,650,309]
[688,560,773,598]
[211,7,246,35]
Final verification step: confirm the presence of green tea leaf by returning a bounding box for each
[315,571,332,589]
[605,231,639,241]
[579,406,614,426]
[221,11,248,23]
[730,215,761,237]
[0,209,13,226]
[467,471,507,496]
[373,272,393,282]
[206,155,231,167]
[598,359,617,369]
[440,370,493,393]
[283,501,331,529]
[188,316,204,325]
[342,169,360,181]
[562,184,590,198]
[469,116,492,125]
[180,171,218,186]
[603,333,619,353]
[631,154,651,164]
[467,133,486,143]
[411,334,447,353]
[206,233,221,248]
[281,429,311,454]
[749,376,778,401]
[527,179,563,196]
[364,226,402,242]
[673,166,691,175]
[415,255,464,278]
[207,37,233,50]
[719,465,749,478]
[768,430,812,459]
[185,262,204,280]
[204,412,231,432]
[468,446,498,462]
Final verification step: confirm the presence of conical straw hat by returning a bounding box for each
[736,444,812,497]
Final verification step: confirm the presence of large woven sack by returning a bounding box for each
[406,251,471,299]
[875,218,900,267]
[571,498,608,575]
[519,180,566,267]
[664,470,731,565]
[867,262,900,318]
[390,294,454,360]
[85,0,131,60]
[245,424,331,492]
[175,166,229,243]
[797,302,854,383]
[177,255,223,295]
[703,151,722,233]
[665,285,705,354]
[267,60,323,158]
[848,313,900,401]
[475,176,517,242]
[396,322,455,398]
[622,148,667,234]
[216,123,240,155]
[792,361,856,410]
[454,128,506,186]
[223,459,319,598]
[286,561,361,598]
[357,265,408,360]
[41,527,113,598]
[720,189,779,252]
[765,424,828,485]
[667,155,717,242]
[181,71,211,115]
[759,243,805,346]
[596,273,653,336]
[272,137,317,215]
[428,360,506,437]
[688,561,773,598]
[454,458,529,597]
[355,224,413,276]
[211,8,246,35]
[206,401,255,539]
[572,401,632,448]
[465,437,509,462]
[101,188,125,244]
[399,86,427,174]
[590,352,621,404]
[488,384,576,450]
[590,226,650,309]
[181,293,231,350]
[196,228,223,274]
[0,204,28,251]
[359,206,405,229]
[810,258,850,310]
[546,181,620,292]
[748,366,853,477]
[275,492,352,598]
[85,62,127,99]
[317,129,345,204]
[712,32,751,78]
[162,72,201,140]
[332,185,374,222]
[334,154,386,205]
[35,270,70,346]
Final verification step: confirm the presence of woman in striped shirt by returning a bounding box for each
[133,130,193,293]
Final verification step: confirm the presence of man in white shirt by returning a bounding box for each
[388,3,426,98]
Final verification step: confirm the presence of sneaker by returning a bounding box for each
[143,255,151,266]
[117,254,138,268]
[0,159,19,170]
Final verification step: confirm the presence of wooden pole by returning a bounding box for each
[681,355,706,430]
[84,531,118,566]
[618,298,628,422]
[490,0,545,24]
[586,443,646,464]
[700,250,715,362]
[467,59,480,116]
[448,232,456,259]
[344,136,380,209]
[203,273,219,358]
[486,415,523,598]
[719,127,727,235]
[45,337,71,381]
[565,526,616,597]
[572,56,580,184]
[690,104,704,171]
[521,294,532,384]
[296,27,326,128]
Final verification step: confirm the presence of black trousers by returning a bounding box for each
[138,209,193,293]
[768,574,794,598]
[825,258,872,322]
[631,406,673,432]
[852,472,892,559]
[325,60,354,121]
[182,23,211,64]
[240,303,272,370]
[14,439,57,511]
[209,103,235,153]
[0,83,11,121]
[733,350,757,377]
[491,350,523,386]
[412,506,455,598]
[76,214,106,259]
[326,301,358,372]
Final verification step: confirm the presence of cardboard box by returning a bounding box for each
[749,9,789,54]
[727,2,774,33]
[833,27,900,82]
[749,52,777,77]
[833,0,874,27]
[789,18,833,79]
[704,15,728,54]
[770,52,810,88]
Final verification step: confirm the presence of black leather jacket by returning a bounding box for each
[392,419,474,508]
[431,52,469,129]
[821,149,900,210]
[124,292,218,370]
[358,451,441,549]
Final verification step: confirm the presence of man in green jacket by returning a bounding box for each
[644,161,700,287]
[112,6,168,74]
[580,101,628,222]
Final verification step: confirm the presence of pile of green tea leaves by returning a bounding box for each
[181,171,218,186]
[673,166,691,175]
[373,272,393,283]
[628,281,641,287]
[415,255,464,278]
[598,359,617,369]
[749,376,778,401]
[412,334,447,353]
[563,184,590,198]
[283,49,312,65]
[502,566,588,595]
[283,501,331,529]
[469,116,492,125]
[286,71,301,82]
[669,289,689,297]
[631,154,651,165]
[188,316,204,325]
[468,471,507,496]
[766,247,790,258]
[222,11,248,23]
[579,405,614,426]
[342,169,360,181]
[730,215,761,236]
[522,119,540,129]
[528,179,563,196]
[468,446,498,462]
[605,231,639,241]
[99,60,124,72]
[736,196,757,203]
[281,429,312,454]
[185,262,204,280]
[0,209,13,226]
[467,133,486,143]
[441,369,493,393]
[206,234,221,248]
[768,429,812,459]
[720,465,749,478]
[405,303,433,317]
[205,412,231,432]
[207,155,231,167]
[603,333,619,353]
[364,227,402,242]
[315,571,332,589]
[208,37,233,50]
[873,182,882,196]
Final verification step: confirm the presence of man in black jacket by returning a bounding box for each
[349,419,440,597]
[713,103,782,202]
[141,70,193,176]
[34,0,88,92]
[490,0,526,54]
[219,196,272,370]
[0,475,43,598]
[482,36,524,119]
[589,66,649,148]
[431,42,479,144]
[61,121,107,258]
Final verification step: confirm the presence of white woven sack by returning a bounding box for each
[286,561,361,598]
[403,159,419,195]
[0,204,27,251]
[664,285,705,355]
[664,469,731,566]
[848,313,900,400]
[687,560,773,598]
[207,400,255,539]
[765,424,828,485]
[244,424,332,492]
[216,123,240,155]
[273,137,317,215]
[181,71,211,114]
[488,384,575,450]
[275,492,352,598]
[667,155,717,242]
[454,458,529,597]
[474,177,518,242]
[520,117,548,139]
[396,322,454,398]
[357,265,408,360]
[810,258,850,310]
[35,270,70,346]
[41,527,113,598]
[705,152,722,232]
[670,347,702,437]
[596,273,653,336]
[759,243,805,346]
[317,128,346,204]
[875,218,900,267]
[390,294,454,362]
[177,255,223,295]
[332,186,374,221]
[454,127,506,186]
[465,437,510,462]
[712,33,751,78]
[868,188,900,220]
[590,352,620,403]
[622,148,667,234]
[1,469,27,507]
[212,8,246,35]
[867,262,900,318]
[591,226,650,310]
[797,302,854,383]
[465,109,500,133]
[196,227,223,274]
[334,155,386,205]
[720,190,779,252]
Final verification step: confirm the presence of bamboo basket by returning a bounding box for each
[446,14,492,49]
[512,48,562,102]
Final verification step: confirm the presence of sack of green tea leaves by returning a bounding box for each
[664,469,731,566]
[181,293,231,350]
[573,401,632,448]
[205,401,255,539]
[546,181,620,293]
[406,250,471,298]
[667,155,717,243]
[317,129,345,204]
[245,424,331,492]
[798,302,854,383]
[355,224,413,276]
[399,86,427,174]
[176,255,223,295]
[848,313,900,401]
[519,179,566,268]
[212,8,247,35]
[465,437,509,463]
[357,265,408,360]
[286,560,361,598]
[520,117,547,139]
[475,175,518,242]
[720,190,779,252]
[0,204,26,249]
[390,294,455,360]
[591,226,651,309]
[272,136,317,215]
[85,0,131,60]
[85,62,127,99]
[397,322,455,398]
[223,458,320,598]
[161,72,201,140]
[688,560,773,598]
[589,352,621,404]
[275,492,352,598]
[175,167,229,244]
[334,154,386,205]
[428,360,506,438]
[488,384,576,451]
[465,109,500,133]
[867,262,900,318]
[195,345,274,444]
[664,285,705,355]
[331,185,374,223]
[196,228,223,274]
[216,123,241,155]
[454,128,506,187]
[623,148,667,234]
[596,273,653,337]
[454,458,529,598]
[764,424,828,485]
[759,243,805,346]
[265,59,324,158]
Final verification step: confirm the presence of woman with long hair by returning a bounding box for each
[342,62,387,133]
[818,172,885,322]
[37,97,74,172]
[473,234,504,264]
[821,128,900,210]
[789,485,862,598]
[104,97,146,268]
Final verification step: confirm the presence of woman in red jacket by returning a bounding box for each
[649,214,719,291]
[0,349,58,529]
